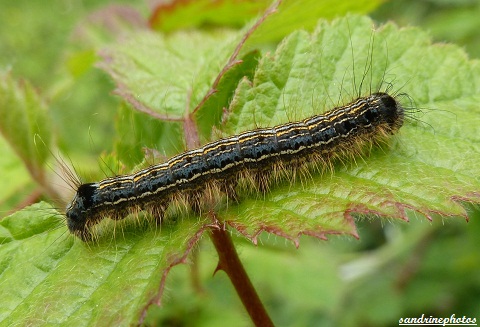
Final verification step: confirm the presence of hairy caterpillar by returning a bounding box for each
[66,92,405,241]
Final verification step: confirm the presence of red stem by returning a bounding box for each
[209,226,274,327]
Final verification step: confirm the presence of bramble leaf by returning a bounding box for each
[0,202,210,325]
[219,15,480,242]
[149,0,272,31]
[0,72,51,182]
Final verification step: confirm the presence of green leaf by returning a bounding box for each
[113,102,184,168]
[101,0,384,148]
[0,202,209,326]
[148,0,383,45]
[149,0,272,31]
[246,0,383,46]
[218,15,480,242]
[0,136,34,214]
[99,29,244,148]
[0,72,52,183]
[106,45,259,170]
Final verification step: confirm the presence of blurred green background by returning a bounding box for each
[0,0,479,326]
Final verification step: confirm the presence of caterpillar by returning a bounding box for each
[66,92,405,241]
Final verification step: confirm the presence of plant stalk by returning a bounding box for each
[209,226,274,327]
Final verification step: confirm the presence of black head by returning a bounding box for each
[370,92,404,132]
[65,183,97,241]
